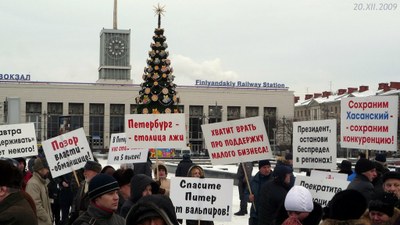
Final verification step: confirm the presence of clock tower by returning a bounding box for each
[97,0,132,83]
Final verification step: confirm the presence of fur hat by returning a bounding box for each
[33,157,49,172]
[285,186,314,212]
[126,195,179,225]
[325,189,367,220]
[0,160,23,188]
[258,160,271,169]
[382,171,400,183]
[88,174,119,200]
[84,160,102,173]
[369,192,397,217]
[355,158,375,174]
[113,168,134,187]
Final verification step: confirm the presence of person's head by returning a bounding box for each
[15,157,26,172]
[358,152,366,159]
[355,158,377,182]
[338,160,352,174]
[273,164,293,185]
[154,163,168,179]
[187,165,205,178]
[88,174,120,211]
[325,189,367,221]
[0,160,23,202]
[113,168,134,200]
[126,195,179,225]
[258,160,272,176]
[368,192,397,224]
[285,152,293,165]
[284,186,314,221]
[182,153,191,160]
[33,157,50,179]
[130,174,159,203]
[375,153,387,164]
[382,171,400,197]
[83,160,102,182]
[101,165,115,176]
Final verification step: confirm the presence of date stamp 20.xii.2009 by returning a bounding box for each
[354,2,397,11]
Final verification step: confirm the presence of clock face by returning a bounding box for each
[106,36,127,58]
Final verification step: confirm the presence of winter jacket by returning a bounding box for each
[246,171,273,220]
[120,174,159,218]
[72,203,125,225]
[362,207,400,225]
[26,172,53,225]
[175,156,194,177]
[237,162,253,181]
[0,191,38,225]
[257,165,292,225]
[347,174,376,203]
[320,218,371,225]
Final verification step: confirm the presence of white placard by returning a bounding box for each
[341,95,398,151]
[0,123,38,158]
[42,128,94,178]
[295,175,350,207]
[311,170,348,181]
[293,119,337,170]
[201,116,272,165]
[125,114,186,149]
[107,133,148,164]
[170,177,233,221]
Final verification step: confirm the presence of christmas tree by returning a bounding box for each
[136,4,179,114]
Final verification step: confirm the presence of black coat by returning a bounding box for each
[175,157,194,177]
[257,179,290,225]
[347,174,375,203]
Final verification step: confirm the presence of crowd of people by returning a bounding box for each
[2,151,400,225]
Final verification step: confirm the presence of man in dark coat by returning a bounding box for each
[0,160,38,225]
[235,161,253,215]
[347,158,377,203]
[120,174,159,218]
[247,160,273,225]
[72,174,125,225]
[175,153,194,177]
[257,164,293,225]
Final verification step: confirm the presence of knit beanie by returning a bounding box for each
[382,171,400,183]
[258,160,271,169]
[273,164,293,182]
[355,158,375,174]
[84,160,102,173]
[88,174,119,200]
[33,157,49,172]
[369,192,397,217]
[0,160,23,188]
[284,186,314,212]
[126,195,179,225]
[113,168,134,187]
[326,189,367,220]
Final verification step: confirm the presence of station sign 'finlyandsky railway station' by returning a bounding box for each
[195,80,288,90]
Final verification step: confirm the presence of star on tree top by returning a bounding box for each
[153,3,166,28]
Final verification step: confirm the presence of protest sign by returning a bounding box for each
[107,133,148,164]
[296,175,349,207]
[293,119,337,170]
[0,123,37,158]
[341,95,398,151]
[42,128,94,178]
[125,114,186,149]
[170,177,233,221]
[201,116,272,165]
[311,170,348,181]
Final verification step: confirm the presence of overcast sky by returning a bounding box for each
[1,0,399,98]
